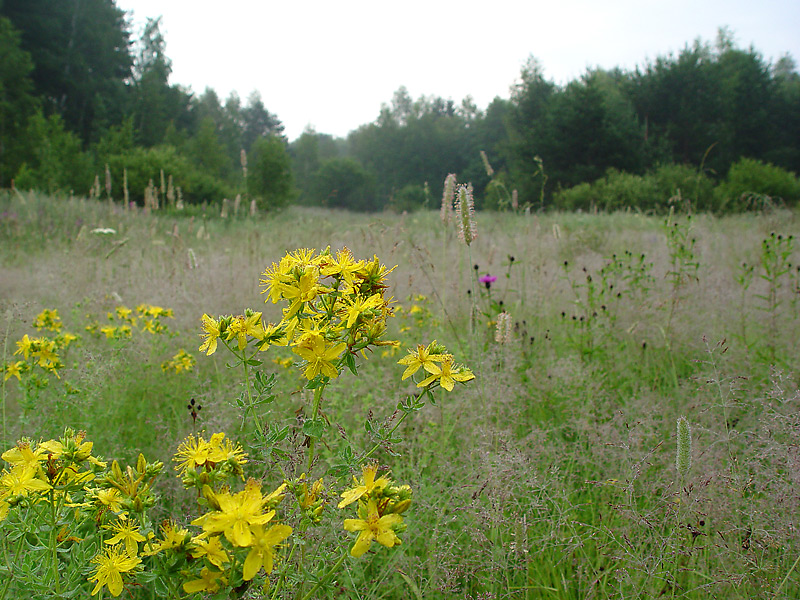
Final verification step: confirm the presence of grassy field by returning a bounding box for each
[1,190,799,599]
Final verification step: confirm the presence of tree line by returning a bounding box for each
[1,1,798,212]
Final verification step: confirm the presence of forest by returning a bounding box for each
[1,0,799,212]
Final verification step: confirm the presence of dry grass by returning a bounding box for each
[1,191,799,598]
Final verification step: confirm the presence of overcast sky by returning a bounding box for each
[115,0,800,142]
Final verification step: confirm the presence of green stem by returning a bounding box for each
[49,490,62,596]
[299,550,347,600]
[0,525,27,600]
[775,553,800,598]
[273,540,300,600]
[1,312,10,447]
[359,388,430,463]
[306,385,325,472]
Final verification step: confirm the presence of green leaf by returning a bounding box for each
[345,352,358,375]
[397,569,424,600]
[306,374,328,389]
[303,418,326,439]
[327,464,350,478]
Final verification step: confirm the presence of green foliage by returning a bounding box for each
[0,16,37,187]
[310,157,376,211]
[348,87,490,209]
[388,184,428,212]
[1,0,133,143]
[651,162,716,210]
[715,157,800,210]
[290,128,342,204]
[15,111,93,194]
[105,145,229,204]
[248,135,294,210]
[554,163,717,212]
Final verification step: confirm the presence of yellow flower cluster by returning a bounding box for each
[159,433,291,591]
[160,349,196,374]
[33,307,63,332]
[199,247,398,380]
[0,429,106,523]
[85,303,173,339]
[172,432,247,487]
[5,319,78,381]
[188,478,292,584]
[397,339,474,391]
[338,464,411,557]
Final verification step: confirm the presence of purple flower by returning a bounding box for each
[479,274,498,289]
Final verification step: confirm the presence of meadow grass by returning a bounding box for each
[1,190,799,598]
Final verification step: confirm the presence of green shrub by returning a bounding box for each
[599,169,659,211]
[715,157,800,211]
[311,157,377,211]
[106,145,230,205]
[554,169,658,212]
[14,111,94,194]
[249,135,295,210]
[651,163,715,212]
[388,184,426,212]
[553,182,597,211]
[554,164,717,213]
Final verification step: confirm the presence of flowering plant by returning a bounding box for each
[0,247,473,598]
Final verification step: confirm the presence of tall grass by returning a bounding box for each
[1,190,799,598]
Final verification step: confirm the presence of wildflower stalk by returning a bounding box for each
[0,523,26,600]
[775,553,800,598]
[675,416,691,479]
[455,184,478,336]
[49,490,62,596]
[1,313,9,446]
[222,337,265,436]
[306,384,326,472]
[299,550,347,600]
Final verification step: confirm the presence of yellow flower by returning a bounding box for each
[226,312,265,350]
[3,361,25,381]
[192,479,274,547]
[104,517,146,556]
[1,440,46,469]
[92,487,125,513]
[292,336,346,380]
[14,334,33,359]
[183,567,227,594]
[190,535,229,568]
[299,476,325,510]
[56,332,78,349]
[38,431,95,463]
[343,499,403,557]
[338,464,390,508]
[259,257,294,304]
[143,520,190,555]
[320,247,364,284]
[173,434,215,474]
[0,464,51,496]
[88,545,141,596]
[33,339,58,367]
[397,341,448,381]
[100,326,117,339]
[199,314,221,355]
[342,293,383,329]
[115,306,133,321]
[277,267,325,318]
[242,523,293,580]
[417,358,475,391]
